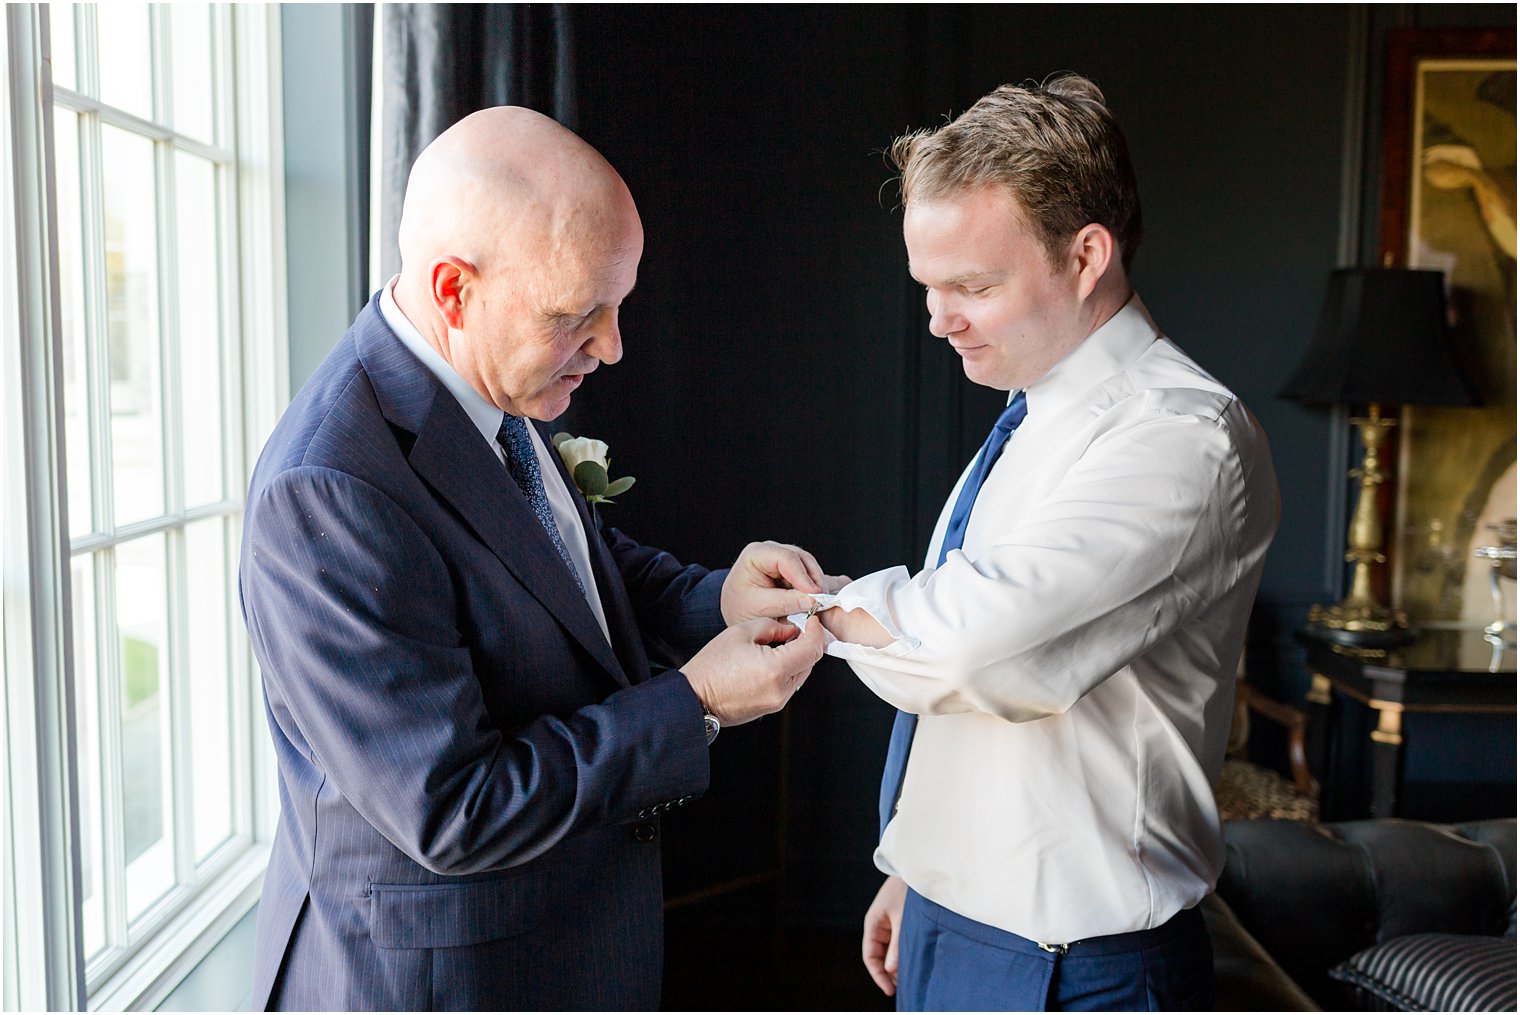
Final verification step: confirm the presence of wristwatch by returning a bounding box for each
[703,711,721,746]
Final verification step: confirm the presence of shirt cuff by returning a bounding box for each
[823,565,920,661]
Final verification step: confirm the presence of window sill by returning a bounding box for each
[88,844,269,1012]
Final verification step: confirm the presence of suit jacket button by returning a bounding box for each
[633,823,657,843]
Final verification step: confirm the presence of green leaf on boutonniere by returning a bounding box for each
[551,431,573,448]
[603,476,635,498]
[574,460,609,497]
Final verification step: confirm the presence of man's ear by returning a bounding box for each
[429,256,477,330]
[1070,224,1115,300]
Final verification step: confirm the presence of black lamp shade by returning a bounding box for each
[1279,268,1480,407]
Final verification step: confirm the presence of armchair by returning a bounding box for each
[1206,818,1516,1011]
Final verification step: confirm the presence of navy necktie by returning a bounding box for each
[497,414,586,595]
[878,391,1028,836]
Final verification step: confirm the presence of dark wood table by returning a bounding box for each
[1296,628,1516,819]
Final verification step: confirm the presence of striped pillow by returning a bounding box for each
[1329,933,1516,1012]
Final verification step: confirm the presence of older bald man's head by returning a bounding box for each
[392,107,642,421]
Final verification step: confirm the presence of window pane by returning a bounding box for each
[71,556,108,960]
[101,125,165,525]
[176,153,224,506]
[115,536,174,920]
[54,107,94,538]
[169,4,214,143]
[49,3,78,92]
[184,519,232,861]
[96,3,153,121]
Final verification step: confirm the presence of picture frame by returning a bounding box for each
[1381,28,1517,627]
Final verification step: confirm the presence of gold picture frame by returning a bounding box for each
[1381,28,1517,627]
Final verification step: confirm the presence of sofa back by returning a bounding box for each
[1216,818,1515,1007]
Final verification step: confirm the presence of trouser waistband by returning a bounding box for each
[909,890,1206,958]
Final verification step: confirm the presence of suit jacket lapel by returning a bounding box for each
[355,300,630,688]
[538,422,652,685]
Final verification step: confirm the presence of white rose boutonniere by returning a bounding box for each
[551,432,636,505]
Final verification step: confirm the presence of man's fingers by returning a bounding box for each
[743,586,818,620]
[882,908,900,994]
[773,548,825,594]
[863,909,897,997]
[742,614,828,654]
[778,616,826,659]
[795,548,826,588]
[822,573,852,594]
[862,920,888,994]
[742,616,799,644]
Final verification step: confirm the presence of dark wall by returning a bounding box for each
[570,7,925,932]
[562,1,1516,958]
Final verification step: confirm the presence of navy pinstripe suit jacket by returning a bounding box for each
[240,297,724,1010]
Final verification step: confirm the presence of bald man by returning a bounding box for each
[240,108,834,1011]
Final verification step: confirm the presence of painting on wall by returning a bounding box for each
[1381,28,1517,629]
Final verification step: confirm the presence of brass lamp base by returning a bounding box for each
[1307,599,1417,648]
[1307,403,1418,650]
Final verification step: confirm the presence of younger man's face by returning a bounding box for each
[904,186,1089,393]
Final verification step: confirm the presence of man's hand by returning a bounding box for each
[683,616,827,725]
[720,540,850,624]
[863,875,908,996]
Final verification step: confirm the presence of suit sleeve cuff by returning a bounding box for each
[689,568,728,633]
[619,669,712,820]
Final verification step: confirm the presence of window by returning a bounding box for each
[4,4,285,1009]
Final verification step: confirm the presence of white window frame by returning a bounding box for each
[3,4,287,1010]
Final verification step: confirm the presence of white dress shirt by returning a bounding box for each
[828,296,1279,944]
[379,281,611,642]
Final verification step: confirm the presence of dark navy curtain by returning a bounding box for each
[377,3,578,281]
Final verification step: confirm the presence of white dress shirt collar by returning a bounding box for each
[379,278,505,448]
[1022,293,1160,420]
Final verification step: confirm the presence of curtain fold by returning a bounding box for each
[377,3,577,282]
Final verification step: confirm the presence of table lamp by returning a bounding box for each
[1279,267,1479,647]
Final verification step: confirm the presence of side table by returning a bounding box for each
[1296,628,1516,819]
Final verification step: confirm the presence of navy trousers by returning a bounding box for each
[896,890,1214,1012]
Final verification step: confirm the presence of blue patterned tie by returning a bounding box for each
[497,414,586,595]
[878,391,1028,836]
